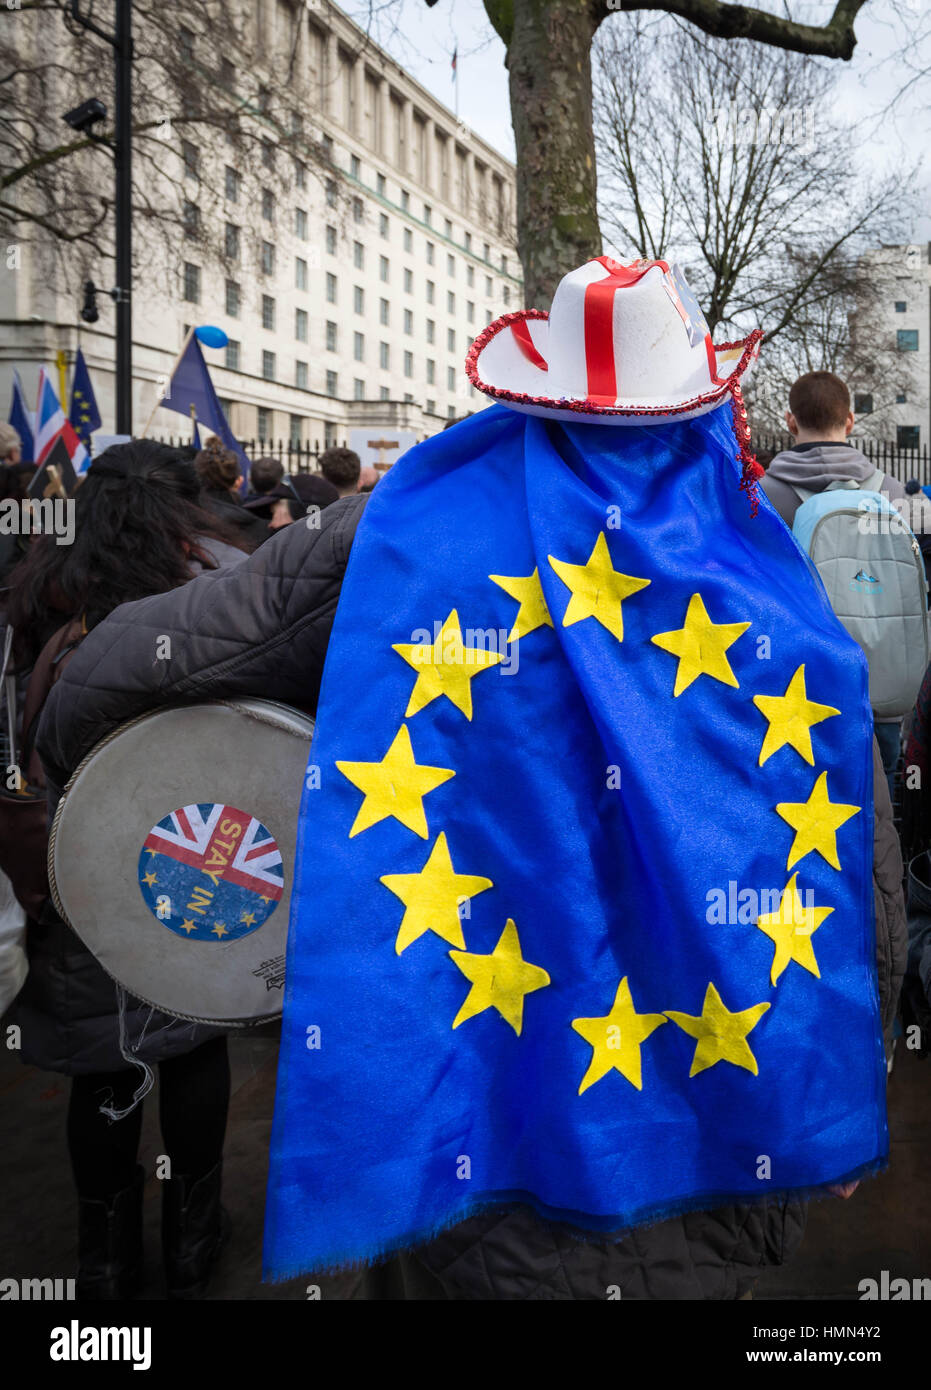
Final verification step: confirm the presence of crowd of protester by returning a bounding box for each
[0,376,928,1300]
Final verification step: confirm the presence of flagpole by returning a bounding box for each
[139,325,196,440]
[190,403,198,445]
[56,349,68,414]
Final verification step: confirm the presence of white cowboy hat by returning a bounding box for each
[466,256,761,427]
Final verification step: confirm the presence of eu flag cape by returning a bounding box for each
[264,402,886,1277]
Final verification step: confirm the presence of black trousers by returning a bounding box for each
[67,1037,230,1200]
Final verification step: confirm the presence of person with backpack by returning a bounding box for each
[1,440,249,1301]
[762,371,931,795]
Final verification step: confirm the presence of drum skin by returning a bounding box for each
[48,699,314,1026]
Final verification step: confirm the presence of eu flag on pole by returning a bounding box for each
[8,369,35,462]
[160,335,247,471]
[68,348,102,456]
[264,403,886,1278]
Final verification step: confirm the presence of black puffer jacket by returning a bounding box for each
[36,495,904,1298]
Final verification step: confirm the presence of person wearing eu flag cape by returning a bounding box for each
[38,257,905,1301]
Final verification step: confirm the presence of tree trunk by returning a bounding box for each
[505,0,602,307]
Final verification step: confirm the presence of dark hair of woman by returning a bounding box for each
[5,438,247,667]
[194,436,241,493]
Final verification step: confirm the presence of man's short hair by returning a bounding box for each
[319,446,361,491]
[250,455,284,495]
[0,422,21,460]
[788,372,851,433]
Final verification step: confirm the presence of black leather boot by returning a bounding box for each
[76,1164,145,1300]
[162,1161,229,1299]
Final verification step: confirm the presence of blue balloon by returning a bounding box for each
[195,324,228,349]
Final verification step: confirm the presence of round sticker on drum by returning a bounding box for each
[137,803,283,942]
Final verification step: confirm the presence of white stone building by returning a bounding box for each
[850,243,930,448]
[0,0,521,455]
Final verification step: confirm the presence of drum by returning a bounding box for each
[48,699,314,1026]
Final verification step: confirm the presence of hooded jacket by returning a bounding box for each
[34,495,905,1298]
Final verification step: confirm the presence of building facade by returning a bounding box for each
[850,243,931,448]
[0,0,521,453]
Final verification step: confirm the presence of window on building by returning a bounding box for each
[896,392,908,404]
[262,350,276,380]
[404,228,413,253]
[377,173,386,196]
[296,308,308,342]
[426,280,435,305]
[352,197,364,223]
[426,319,435,344]
[326,321,338,351]
[447,365,458,391]
[353,241,364,269]
[379,386,389,401]
[447,254,455,276]
[503,285,510,306]
[466,301,474,323]
[257,84,270,113]
[350,154,361,179]
[225,279,240,317]
[426,399,435,414]
[466,265,474,287]
[261,240,276,275]
[483,241,490,261]
[404,268,413,294]
[379,298,389,326]
[354,331,364,361]
[895,301,907,313]
[486,309,492,325]
[262,139,275,170]
[326,370,338,397]
[354,378,365,400]
[257,407,270,441]
[322,134,333,160]
[295,208,308,239]
[464,231,472,251]
[444,218,452,237]
[501,254,508,273]
[290,414,303,444]
[898,425,920,449]
[326,180,337,208]
[296,360,308,389]
[404,350,413,378]
[326,272,337,303]
[380,342,390,369]
[182,200,199,238]
[224,166,239,202]
[426,242,434,266]
[326,225,337,255]
[447,404,457,419]
[294,159,307,190]
[898,329,919,351]
[295,257,307,290]
[447,328,455,352]
[182,140,199,180]
[262,295,276,330]
[225,339,240,371]
[380,256,389,282]
[404,309,413,335]
[262,189,275,222]
[427,359,435,384]
[183,262,200,302]
[324,421,336,447]
[401,189,410,211]
[447,291,455,314]
[225,222,240,261]
[354,285,364,314]
[853,393,873,414]
[423,204,432,225]
[485,276,493,296]
[379,213,389,239]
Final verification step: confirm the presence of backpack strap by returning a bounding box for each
[860,468,886,494]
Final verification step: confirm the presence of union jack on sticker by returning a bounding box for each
[137,802,283,944]
[664,264,711,348]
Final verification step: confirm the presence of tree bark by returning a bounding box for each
[503,0,603,306]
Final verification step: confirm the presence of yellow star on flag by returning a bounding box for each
[179,919,197,934]
[449,919,550,1036]
[488,568,554,643]
[776,772,860,871]
[240,910,257,927]
[753,665,840,767]
[755,873,833,985]
[572,977,667,1094]
[336,724,455,839]
[143,871,158,887]
[392,609,503,720]
[548,532,650,642]
[381,832,493,954]
[650,593,750,696]
[212,921,229,938]
[665,982,770,1077]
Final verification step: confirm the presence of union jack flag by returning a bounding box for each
[663,264,710,349]
[144,802,284,900]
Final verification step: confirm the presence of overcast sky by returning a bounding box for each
[347,0,930,240]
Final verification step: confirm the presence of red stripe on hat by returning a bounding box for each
[585,258,670,402]
[705,334,723,385]
[510,320,547,371]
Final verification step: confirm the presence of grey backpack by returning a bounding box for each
[791,470,929,719]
